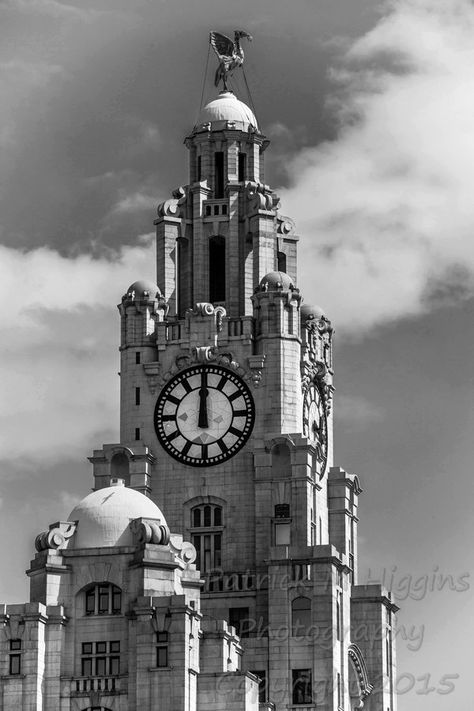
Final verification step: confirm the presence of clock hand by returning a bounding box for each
[198,370,209,429]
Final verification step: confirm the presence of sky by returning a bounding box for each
[1,0,473,709]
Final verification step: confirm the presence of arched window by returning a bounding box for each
[190,504,223,573]
[209,236,226,303]
[85,583,122,616]
[110,453,129,483]
[292,596,311,636]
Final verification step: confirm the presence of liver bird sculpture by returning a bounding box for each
[210,30,253,91]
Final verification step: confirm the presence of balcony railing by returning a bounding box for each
[71,676,124,694]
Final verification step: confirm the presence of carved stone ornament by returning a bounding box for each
[129,517,171,546]
[301,360,334,414]
[156,348,262,391]
[143,361,162,395]
[189,302,226,331]
[157,185,188,218]
[169,534,197,565]
[348,644,374,705]
[276,214,296,235]
[245,181,280,212]
[35,521,77,552]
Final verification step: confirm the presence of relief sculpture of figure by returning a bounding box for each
[210,30,252,90]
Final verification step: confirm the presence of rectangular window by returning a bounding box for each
[98,586,109,614]
[81,641,120,677]
[135,427,140,440]
[135,351,141,364]
[156,631,169,667]
[214,151,224,198]
[197,155,202,181]
[292,669,312,704]
[9,642,21,676]
[238,152,247,182]
[85,588,95,614]
[229,607,251,638]
[135,387,140,406]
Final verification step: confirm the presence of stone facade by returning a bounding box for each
[0,89,397,710]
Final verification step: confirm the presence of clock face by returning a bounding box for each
[303,384,328,472]
[154,364,255,467]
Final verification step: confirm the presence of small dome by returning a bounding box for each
[301,303,326,321]
[125,280,161,301]
[195,91,258,132]
[68,481,167,549]
[259,271,295,291]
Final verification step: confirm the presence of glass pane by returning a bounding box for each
[157,646,168,667]
[81,658,92,676]
[275,522,291,545]
[9,655,20,675]
[109,656,120,675]
[204,505,211,527]
[82,642,93,654]
[96,641,106,654]
[98,590,109,613]
[110,641,120,653]
[214,507,222,526]
[10,640,21,651]
[157,632,168,643]
[86,589,95,614]
[95,657,106,676]
[193,508,201,528]
[292,669,312,704]
[112,591,121,613]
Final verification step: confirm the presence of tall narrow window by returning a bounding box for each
[9,640,21,675]
[214,151,224,198]
[238,152,247,181]
[156,631,169,667]
[277,251,287,272]
[197,155,202,181]
[209,236,226,303]
[135,351,141,364]
[292,597,311,636]
[292,669,312,704]
[135,387,140,406]
[135,427,140,440]
[191,504,223,573]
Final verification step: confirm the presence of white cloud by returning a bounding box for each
[0,237,155,469]
[281,0,474,335]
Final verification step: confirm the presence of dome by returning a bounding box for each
[125,280,161,301]
[301,303,326,321]
[195,91,258,132]
[259,271,295,291]
[68,481,167,549]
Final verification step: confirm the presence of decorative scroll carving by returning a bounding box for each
[157,185,188,218]
[301,359,334,413]
[189,303,226,331]
[193,346,218,363]
[129,517,170,546]
[35,521,77,552]
[170,534,197,565]
[276,214,296,235]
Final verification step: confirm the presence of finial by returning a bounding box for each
[209,30,252,91]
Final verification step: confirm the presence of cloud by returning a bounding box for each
[280,0,474,335]
[0,237,155,470]
[335,395,384,429]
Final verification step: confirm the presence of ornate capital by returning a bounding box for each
[129,517,170,546]
[157,185,188,218]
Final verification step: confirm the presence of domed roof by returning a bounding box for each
[259,271,295,291]
[68,481,167,549]
[195,91,258,132]
[125,280,161,301]
[301,303,326,321]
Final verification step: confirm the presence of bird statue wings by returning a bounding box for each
[210,30,252,91]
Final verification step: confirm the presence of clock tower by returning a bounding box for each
[88,89,398,710]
